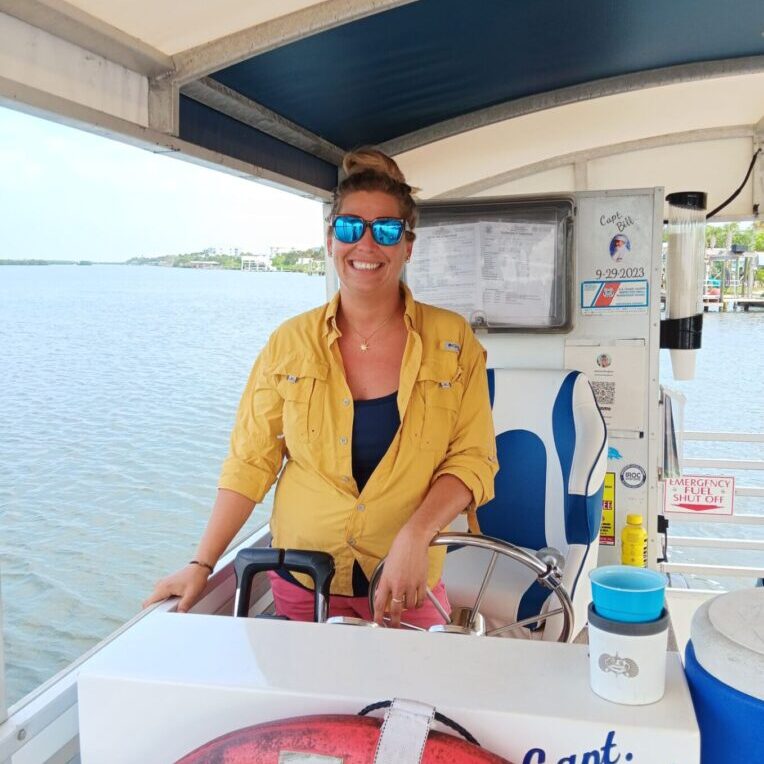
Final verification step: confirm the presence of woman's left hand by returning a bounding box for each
[373,524,430,627]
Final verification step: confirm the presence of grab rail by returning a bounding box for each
[661,431,764,585]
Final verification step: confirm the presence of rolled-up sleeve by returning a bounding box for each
[432,328,498,510]
[218,337,286,502]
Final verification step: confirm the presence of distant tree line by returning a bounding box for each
[126,251,245,269]
[125,246,324,271]
[270,247,323,272]
[705,222,764,252]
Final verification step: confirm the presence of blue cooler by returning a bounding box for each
[684,589,764,763]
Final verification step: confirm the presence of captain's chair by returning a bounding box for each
[443,369,607,641]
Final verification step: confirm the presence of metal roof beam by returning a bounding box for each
[172,0,418,87]
[0,74,332,202]
[183,78,344,165]
[436,125,755,199]
[0,0,173,77]
[383,56,764,158]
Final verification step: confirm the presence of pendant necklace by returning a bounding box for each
[344,306,400,352]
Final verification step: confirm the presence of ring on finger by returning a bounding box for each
[391,595,405,604]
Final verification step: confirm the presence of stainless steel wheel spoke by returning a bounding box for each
[383,616,426,631]
[426,587,452,624]
[487,607,565,637]
[470,551,498,628]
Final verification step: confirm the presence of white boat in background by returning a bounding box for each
[1,2,762,762]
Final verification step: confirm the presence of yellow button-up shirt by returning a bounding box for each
[219,284,498,595]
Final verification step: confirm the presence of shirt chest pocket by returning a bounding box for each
[271,357,328,444]
[416,361,463,453]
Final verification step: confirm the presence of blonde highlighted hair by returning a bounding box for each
[330,148,418,239]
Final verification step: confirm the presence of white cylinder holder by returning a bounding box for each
[588,603,669,705]
[662,191,707,382]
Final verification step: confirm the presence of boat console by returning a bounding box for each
[78,612,700,763]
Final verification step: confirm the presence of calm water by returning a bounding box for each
[0,265,762,706]
[0,265,325,706]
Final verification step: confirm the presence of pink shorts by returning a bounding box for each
[267,571,451,629]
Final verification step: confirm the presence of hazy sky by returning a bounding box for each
[0,106,326,262]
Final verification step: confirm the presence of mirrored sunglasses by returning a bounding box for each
[331,215,407,246]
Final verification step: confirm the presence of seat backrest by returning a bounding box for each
[478,368,607,638]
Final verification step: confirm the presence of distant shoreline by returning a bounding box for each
[0,260,320,273]
[0,260,115,266]
[2,248,325,273]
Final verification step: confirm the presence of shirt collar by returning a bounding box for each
[400,282,416,330]
[324,290,342,341]
[323,281,417,340]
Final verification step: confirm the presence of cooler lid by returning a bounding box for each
[708,589,764,657]
[690,589,764,700]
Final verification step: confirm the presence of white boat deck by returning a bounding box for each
[665,588,719,660]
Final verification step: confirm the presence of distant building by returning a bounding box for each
[187,260,219,269]
[203,246,242,256]
[241,254,272,271]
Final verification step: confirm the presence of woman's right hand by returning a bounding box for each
[142,564,211,613]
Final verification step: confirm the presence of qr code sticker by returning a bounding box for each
[591,381,615,408]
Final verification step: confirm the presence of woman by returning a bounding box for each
[144,149,497,628]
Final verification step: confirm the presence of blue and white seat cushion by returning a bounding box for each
[442,369,607,641]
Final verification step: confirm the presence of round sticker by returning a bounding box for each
[609,234,631,262]
[620,464,646,489]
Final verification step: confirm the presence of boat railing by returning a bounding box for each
[660,431,764,587]
[0,523,273,760]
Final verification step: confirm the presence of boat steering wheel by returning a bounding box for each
[366,532,574,642]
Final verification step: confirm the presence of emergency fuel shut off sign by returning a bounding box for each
[664,475,735,516]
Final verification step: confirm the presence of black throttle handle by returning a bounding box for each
[233,548,335,622]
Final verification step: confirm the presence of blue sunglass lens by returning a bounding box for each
[372,219,404,245]
[333,216,364,243]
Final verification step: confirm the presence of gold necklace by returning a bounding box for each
[343,306,401,352]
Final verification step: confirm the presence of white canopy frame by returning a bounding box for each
[1,1,762,218]
[0,0,762,754]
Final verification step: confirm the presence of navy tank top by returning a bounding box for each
[351,390,400,493]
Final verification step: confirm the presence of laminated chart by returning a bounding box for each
[407,221,558,326]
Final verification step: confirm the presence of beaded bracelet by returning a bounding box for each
[189,559,214,574]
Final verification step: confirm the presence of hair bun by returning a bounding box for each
[343,147,407,185]
[332,147,418,234]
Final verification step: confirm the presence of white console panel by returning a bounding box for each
[78,613,699,763]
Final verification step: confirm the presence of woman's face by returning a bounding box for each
[328,190,413,300]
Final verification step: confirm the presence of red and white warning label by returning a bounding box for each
[581,279,649,313]
[664,475,735,515]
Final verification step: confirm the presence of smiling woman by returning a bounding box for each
[145,148,498,629]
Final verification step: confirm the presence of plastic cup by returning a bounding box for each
[589,565,666,623]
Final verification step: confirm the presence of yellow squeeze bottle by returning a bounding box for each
[621,514,648,567]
